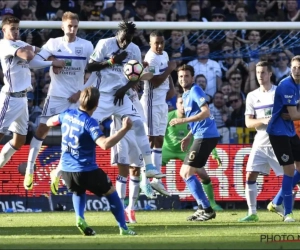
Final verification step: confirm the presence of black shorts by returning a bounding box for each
[183,137,219,168]
[61,168,112,196]
[269,134,300,166]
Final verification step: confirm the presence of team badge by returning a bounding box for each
[75,47,83,56]
[281,154,289,163]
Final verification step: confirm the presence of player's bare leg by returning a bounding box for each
[24,123,50,190]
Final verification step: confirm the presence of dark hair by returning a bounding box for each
[1,15,20,27]
[228,91,242,100]
[195,74,207,82]
[150,31,164,38]
[256,61,272,72]
[118,20,136,35]
[229,70,242,79]
[177,64,195,77]
[79,87,100,111]
[213,91,224,99]
[21,9,32,17]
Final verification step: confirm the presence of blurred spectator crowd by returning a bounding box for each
[1,0,300,144]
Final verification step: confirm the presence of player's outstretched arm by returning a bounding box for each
[87,51,128,72]
[46,115,61,127]
[150,61,177,88]
[29,54,65,69]
[95,117,132,150]
[245,114,270,128]
[16,45,35,61]
[286,106,300,121]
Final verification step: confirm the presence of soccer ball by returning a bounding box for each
[123,60,144,81]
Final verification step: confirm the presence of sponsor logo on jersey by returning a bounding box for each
[148,66,155,73]
[65,59,72,67]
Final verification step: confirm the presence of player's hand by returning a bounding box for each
[262,117,271,124]
[113,86,127,106]
[68,91,81,103]
[112,50,128,64]
[52,59,65,68]
[142,61,149,68]
[180,136,191,152]
[281,113,291,120]
[122,116,133,130]
[169,118,184,126]
[168,61,177,71]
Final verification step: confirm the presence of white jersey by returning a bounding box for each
[245,85,276,148]
[126,89,145,122]
[38,37,93,98]
[0,39,31,92]
[90,37,141,93]
[141,50,169,105]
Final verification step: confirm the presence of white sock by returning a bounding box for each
[152,148,162,181]
[140,166,151,186]
[0,142,17,168]
[128,176,140,210]
[245,182,257,215]
[116,175,127,208]
[132,120,153,166]
[26,137,43,174]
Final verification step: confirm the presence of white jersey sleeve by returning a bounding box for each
[0,39,31,92]
[37,37,93,98]
[90,39,107,62]
[245,92,255,116]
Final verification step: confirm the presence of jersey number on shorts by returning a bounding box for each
[132,105,137,112]
[189,151,196,161]
[62,124,79,148]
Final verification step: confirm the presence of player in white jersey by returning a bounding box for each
[24,12,94,192]
[0,16,64,171]
[87,21,164,180]
[110,89,156,223]
[140,31,177,196]
[239,61,283,222]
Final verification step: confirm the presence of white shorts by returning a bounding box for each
[110,116,143,167]
[0,92,28,135]
[141,102,168,136]
[40,96,79,124]
[246,146,283,176]
[92,92,141,123]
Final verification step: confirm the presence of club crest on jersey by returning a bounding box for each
[75,47,83,56]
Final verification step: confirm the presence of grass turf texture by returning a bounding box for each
[0,210,300,249]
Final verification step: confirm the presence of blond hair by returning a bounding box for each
[79,87,100,111]
[291,55,300,63]
[62,11,79,22]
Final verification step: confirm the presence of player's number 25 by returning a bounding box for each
[62,124,79,148]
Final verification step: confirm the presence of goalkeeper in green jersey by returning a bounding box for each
[162,93,223,211]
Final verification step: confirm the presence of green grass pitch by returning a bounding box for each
[0,210,300,249]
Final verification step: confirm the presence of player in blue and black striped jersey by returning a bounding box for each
[169,64,220,221]
[266,55,300,222]
[46,87,137,236]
